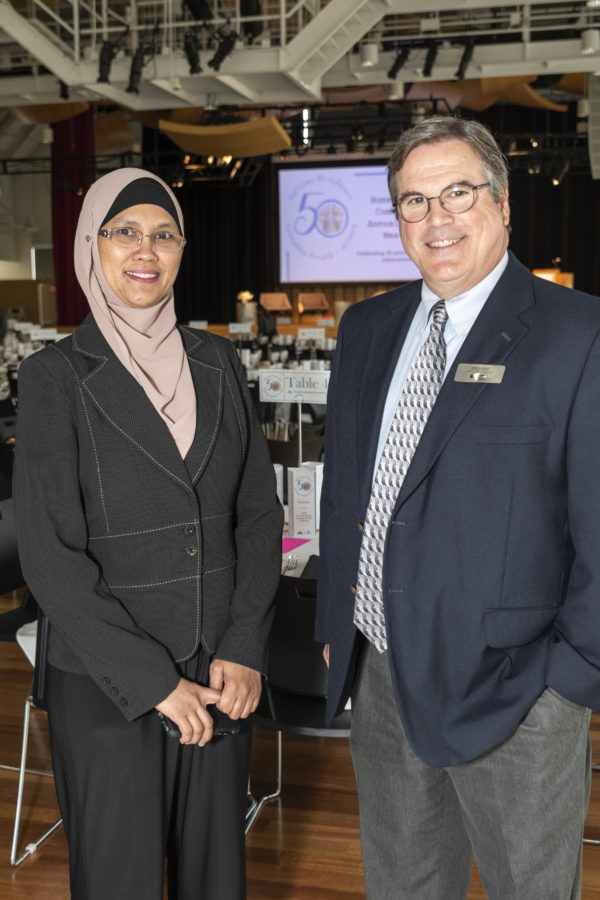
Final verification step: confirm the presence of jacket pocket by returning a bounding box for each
[474,424,551,444]
[484,605,561,648]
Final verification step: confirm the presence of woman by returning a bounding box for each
[14,168,283,899]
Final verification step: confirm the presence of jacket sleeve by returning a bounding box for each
[314,318,345,645]
[14,351,180,721]
[546,327,600,707]
[210,341,283,672]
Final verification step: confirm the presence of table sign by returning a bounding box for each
[228,322,254,335]
[317,318,334,327]
[259,368,330,404]
[188,319,208,330]
[297,328,325,341]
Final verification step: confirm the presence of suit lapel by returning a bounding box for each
[73,317,224,491]
[180,328,224,484]
[357,283,421,512]
[393,253,534,513]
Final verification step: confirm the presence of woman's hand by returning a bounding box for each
[155,678,222,746]
[209,659,262,720]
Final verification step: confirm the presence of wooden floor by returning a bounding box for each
[2,597,600,898]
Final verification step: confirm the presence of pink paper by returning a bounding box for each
[282,537,311,553]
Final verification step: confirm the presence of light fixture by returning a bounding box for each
[184,31,201,74]
[581,29,600,54]
[577,98,590,117]
[455,38,474,80]
[551,160,569,186]
[422,41,438,78]
[361,42,379,67]
[389,80,404,100]
[98,41,116,82]
[126,47,145,94]
[208,22,238,71]
[587,0,600,8]
[388,47,410,80]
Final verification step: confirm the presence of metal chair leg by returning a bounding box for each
[245,730,283,834]
[10,694,62,866]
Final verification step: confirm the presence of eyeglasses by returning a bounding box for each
[397,182,491,223]
[98,226,186,253]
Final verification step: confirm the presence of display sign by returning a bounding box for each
[297,328,325,341]
[259,368,330,404]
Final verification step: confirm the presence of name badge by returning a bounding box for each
[454,363,505,384]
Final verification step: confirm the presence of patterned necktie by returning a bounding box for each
[353,300,449,652]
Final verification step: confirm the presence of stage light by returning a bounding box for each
[455,38,474,80]
[388,46,410,80]
[422,41,438,77]
[184,0,213,20]
[126,47,145,94]
[208,22,238,71]
[98,41,115,82]
[184,31,201,74]
[241,0,262,44]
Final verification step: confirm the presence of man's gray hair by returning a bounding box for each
[387,116,509,213]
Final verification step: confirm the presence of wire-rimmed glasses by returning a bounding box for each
[98,227,186,253]
[397,182,491,223]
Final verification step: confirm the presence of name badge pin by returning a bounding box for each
[454,363,505,384]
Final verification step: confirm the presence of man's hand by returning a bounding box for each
[323,643,330,667]
[155,678,222,746]
[209,659,261,719]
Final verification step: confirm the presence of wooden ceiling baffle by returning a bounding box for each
[158,115,291,158]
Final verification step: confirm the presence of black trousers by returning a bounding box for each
[46,657,252,900]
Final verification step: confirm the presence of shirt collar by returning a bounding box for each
[419,252,509,338]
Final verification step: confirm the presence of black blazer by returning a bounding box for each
[316,252,600,765]
[14,315,283,721]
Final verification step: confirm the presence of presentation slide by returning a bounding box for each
[278,164,421,284]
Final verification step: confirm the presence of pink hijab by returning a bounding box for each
[74,168,196,458]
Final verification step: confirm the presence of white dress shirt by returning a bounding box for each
[372,252,509,479]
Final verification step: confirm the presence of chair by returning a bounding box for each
[258,292,293,314]
[297,292,330,316]
[10,613,63,865]
[246,576,351,832]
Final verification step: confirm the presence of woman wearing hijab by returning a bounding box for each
[14,168,283,899]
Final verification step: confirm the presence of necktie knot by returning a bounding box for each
[432,300,448,328]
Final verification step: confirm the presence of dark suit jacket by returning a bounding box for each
[316,252,600,766]
[14,315,283,721]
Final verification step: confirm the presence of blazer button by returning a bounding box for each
[184,524,196,535]
[102,676,111,685]
[119,697,128,707]
[357,522,364,534]
[186,545,198,556]
[110,686,119,696]
[350,584,357,595]
[200,565,207,575]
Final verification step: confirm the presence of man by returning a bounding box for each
[316,115,599,899]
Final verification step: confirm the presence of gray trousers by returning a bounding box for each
[350,642,591,900]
